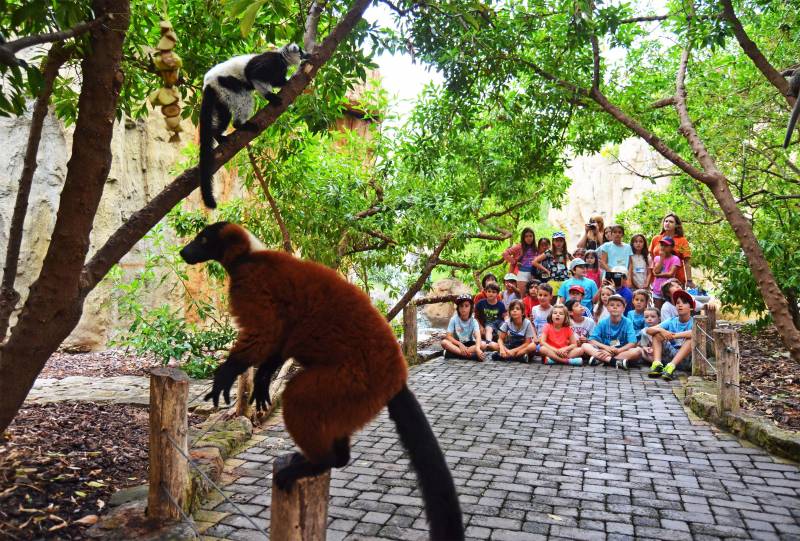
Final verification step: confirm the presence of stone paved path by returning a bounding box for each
[199,359,800,540]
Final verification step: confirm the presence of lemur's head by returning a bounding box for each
[180,222,265,266]
[280,43,309,65]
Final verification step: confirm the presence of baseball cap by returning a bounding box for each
[607,294,626,305]
[611,266,628,275]
[672,289,695,309]
[569,258,587,270]
[660,236,675,246]
[552,231,566,239]
[568,285,585,295]
[504,272,518,281]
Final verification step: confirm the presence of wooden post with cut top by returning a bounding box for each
[147,367,189,520]
[704,303,717,358]
[691,315,708,377]
[402,302,418,364]
[714,328,740,414]
[271,454,331,540]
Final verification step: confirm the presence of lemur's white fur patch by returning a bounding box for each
[246,230,266,252]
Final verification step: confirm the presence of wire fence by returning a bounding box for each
[162,432,270,537]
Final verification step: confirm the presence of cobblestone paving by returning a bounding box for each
[199,359,800,540]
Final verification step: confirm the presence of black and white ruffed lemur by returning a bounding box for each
[783,68,800,149]
[198,44,307,208]
[179,222,464,541]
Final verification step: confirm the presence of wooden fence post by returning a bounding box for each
[705,303,717,358]
[692,314,708,377]
[236,367,254,418]
[402,302,418,364]
[148,367,190,520]
[271,454,330,541]
[714,328,740,415]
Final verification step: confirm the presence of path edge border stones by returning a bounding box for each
[683,375,800,462]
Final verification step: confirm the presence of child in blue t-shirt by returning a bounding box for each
[581,294,642,370]
[647,290,695,381]
[475,283,507,349]
[557,258,598,311]
[442,294,485,361]
[629,289,650,338]
[638,307,661,363]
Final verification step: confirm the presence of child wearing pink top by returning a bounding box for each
[649,237,681,307]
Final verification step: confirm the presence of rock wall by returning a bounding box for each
[0,105,229,350]
[548,138,673,245]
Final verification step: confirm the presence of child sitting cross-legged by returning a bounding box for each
[442,294,485,361]
[494,300,536,362]
[581,294,642,370]
[629,289,650,338]
[647,290,695,381]
[638,307,661,363]
[475,282,507,350]
[539,304,584,366]
[565,299,595,346]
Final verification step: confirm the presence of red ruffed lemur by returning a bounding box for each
[179,222,464,541]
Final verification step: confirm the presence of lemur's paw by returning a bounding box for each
[204,360,248,408]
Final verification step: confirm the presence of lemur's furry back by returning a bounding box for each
[179,222,464,541]
[198,44,307,208]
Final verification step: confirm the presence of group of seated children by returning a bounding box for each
[441,260,698,381]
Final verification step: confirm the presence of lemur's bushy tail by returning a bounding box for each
[199,85,218,209]
[784,98,800,149]
[387,384,464,541]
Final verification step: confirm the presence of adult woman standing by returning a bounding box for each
[649,213,694,288]
[503,227,538,297]
[576,215,605,250]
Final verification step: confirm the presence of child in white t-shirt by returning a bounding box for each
[442,295,485,361]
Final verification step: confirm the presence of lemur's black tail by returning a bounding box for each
[387,384,464,541]
[198,85,218,209]
[784,98,800,149]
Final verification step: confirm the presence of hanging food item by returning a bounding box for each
[148,20,184,141]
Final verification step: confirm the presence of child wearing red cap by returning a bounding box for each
[646,290,695,381]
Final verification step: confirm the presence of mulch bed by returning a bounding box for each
[0,402,202,540]
[730,324,800,431]
[40,350,162,379]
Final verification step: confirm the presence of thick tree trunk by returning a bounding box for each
[706,177,800,362]
[0,0,130,434]
[0,44,70,340]
[0,0,372,435]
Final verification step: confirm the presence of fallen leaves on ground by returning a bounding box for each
[728,325,800,430]
[0,402,201,540]
[40,350,162,379]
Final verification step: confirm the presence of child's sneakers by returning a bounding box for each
[543,358,556,365]
[661,363,676,381]
[615,359,629,370]
[648,361,664,378]
[568,358,583,366]
[587,356,601,366]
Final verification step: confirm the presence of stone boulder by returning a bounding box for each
[421,278,473,327]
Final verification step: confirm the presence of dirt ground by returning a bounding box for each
[39,349,162,379]
[734,324,800,430]
[0,402,202,540]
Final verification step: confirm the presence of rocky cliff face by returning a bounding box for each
[548,138,673,245]
[0,106,218,350]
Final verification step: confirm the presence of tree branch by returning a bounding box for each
[478,191,542,222]
[719,0,795,106]
[0,15,107,62]
[385,234,452,321]
[650,96,675,109]
[618,14,669,24]
[80,0,373,292]
[344,240,390,256]
[466,231,511,241]
[673,45,722,179]
[437,259,472,269]
[303,0,326,52]
[247,146,292,253]
[0,44,70,341]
